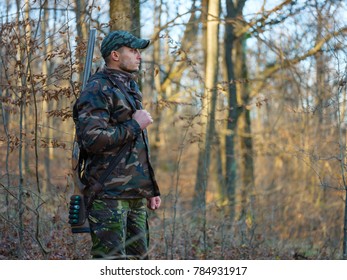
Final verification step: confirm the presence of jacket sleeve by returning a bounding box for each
[75,79,142,154]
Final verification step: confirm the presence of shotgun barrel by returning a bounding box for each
[82,28,97,90]
[70,28,97,234]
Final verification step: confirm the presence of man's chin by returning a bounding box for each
[117,67,139,74]
[129,68,140,74]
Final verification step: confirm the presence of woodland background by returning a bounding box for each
[1,0,347,260]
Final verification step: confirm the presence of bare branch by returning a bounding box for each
[251,26,347,97]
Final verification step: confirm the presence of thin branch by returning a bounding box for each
[251,26,347,97]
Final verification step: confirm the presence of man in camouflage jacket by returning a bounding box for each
[74,30,161,259]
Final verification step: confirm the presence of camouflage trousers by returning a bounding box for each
[88,198,149,260]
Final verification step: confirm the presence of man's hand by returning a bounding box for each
[132,110,153,130]
[147,196,161,210]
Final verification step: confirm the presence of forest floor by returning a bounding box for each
[0,210,341,260]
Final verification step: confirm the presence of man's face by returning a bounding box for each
[115,46,142,73]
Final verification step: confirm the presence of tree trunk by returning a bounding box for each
[194,0,219,208]
[110,0,140,33]
[150,0,163,168]
[16,0,25,259]
[234,35,256,229]
[193,0,208,209]
[41,0,51,193]
[23,0,31,177]
[74,0,88,85]
[224,1,240,221]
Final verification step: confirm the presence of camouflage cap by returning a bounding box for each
[101,30,150,58]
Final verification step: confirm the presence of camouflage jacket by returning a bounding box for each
[74,67,160,199]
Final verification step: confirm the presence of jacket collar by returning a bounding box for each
[102,67,137,89]
[101,67,143,102]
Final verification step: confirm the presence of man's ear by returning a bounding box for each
[110,50,120,61]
